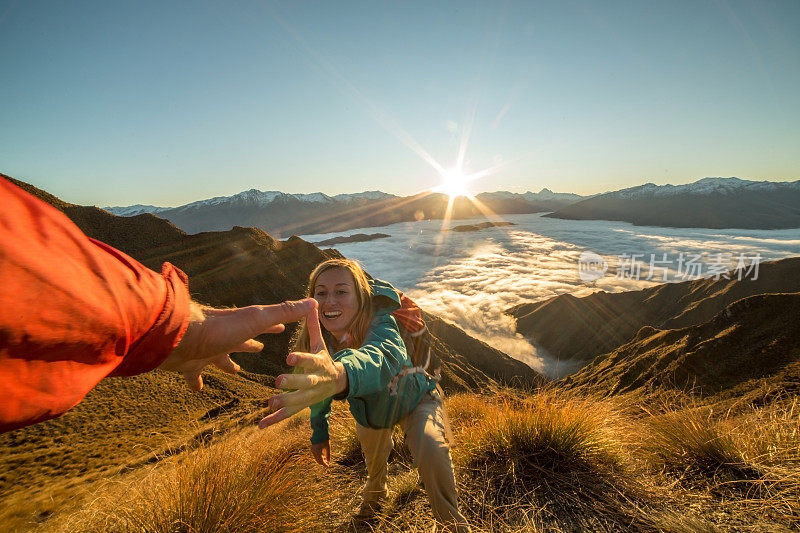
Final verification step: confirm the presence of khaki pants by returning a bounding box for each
[356,389,470,532]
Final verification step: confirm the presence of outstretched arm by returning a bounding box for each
[159,299,316,391]
[258,301,348,428]
[0,176,315,433]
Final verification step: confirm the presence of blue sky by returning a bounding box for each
[1,0,798,206]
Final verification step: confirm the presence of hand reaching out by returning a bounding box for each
[159,298,317,391]
[258,300,348,428]
[311,440,331,467]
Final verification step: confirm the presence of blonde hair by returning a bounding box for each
[293,259,374,352]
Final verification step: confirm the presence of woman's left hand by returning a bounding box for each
[311,441,331,467]
[258,302,348,428]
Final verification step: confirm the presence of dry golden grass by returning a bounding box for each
[53,414,324,533]
[450,389,659,532]
[641,405,755,480]
[15,388,800,533]
[634,395,800,529]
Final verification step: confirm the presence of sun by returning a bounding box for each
[436,167,473,198]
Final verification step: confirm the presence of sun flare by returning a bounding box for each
[436,168,473,198]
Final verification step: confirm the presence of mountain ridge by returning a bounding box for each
[104,187,581,214]
[101,187,583,236]
[545,176,800,229]
[507,256,800,366]
[563,290,800,402]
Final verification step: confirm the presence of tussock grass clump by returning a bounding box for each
[735,397,800,467]
[640,398,800,525]
[725,398,800,522]
[461,392,621,472]
[60,425,322,533]
[453,390,656,531]
[642,406,755,481]
[335,422,365,468]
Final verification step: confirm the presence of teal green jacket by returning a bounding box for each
[309,279,437,444]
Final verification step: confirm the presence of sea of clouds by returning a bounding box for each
[302,214,800,378]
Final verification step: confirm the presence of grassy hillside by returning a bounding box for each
[33,388,800,532]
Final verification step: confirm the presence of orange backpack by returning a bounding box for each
[392,293,441,381]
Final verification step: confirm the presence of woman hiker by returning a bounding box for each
[260,259,469,532]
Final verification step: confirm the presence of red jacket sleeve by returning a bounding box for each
[0,177,191,433]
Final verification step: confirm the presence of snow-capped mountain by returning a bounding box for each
[546,177,800,229]
[105,189,399,217]
[103,204,172,216]
[478,189,586,204]
[175,189,336,209]
[333,191,395,202]
[609,177,800,199]
[103,186,582,236]
[184,189,287,208]
[525,188,587,203]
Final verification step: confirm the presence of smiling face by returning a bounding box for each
[313,267,360,342]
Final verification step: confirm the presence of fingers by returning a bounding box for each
[233,339,264,353]
[207,300,315,355]
[311,448,323,465]
[254,299,318,336]
[258,405,300,428]
[183,369,204,391]
[321,444,330,467]
[285,352,324,371]
[258,389,318,428]
[258,408,287,428]
[213,354,241,374]
[311,445,328,467]
[266,387,322,414]
[305,305,326,353]
[258,385,332,429]
[275,372,318,390]
[311,448,331,468]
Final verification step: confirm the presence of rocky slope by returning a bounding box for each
[544,177,800,229]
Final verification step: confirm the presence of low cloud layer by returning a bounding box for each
[304,214,800,378]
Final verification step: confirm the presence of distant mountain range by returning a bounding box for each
[545,177,800,229]
[106,190,397,217]
[106,176,800,233]
[105,188,584,237]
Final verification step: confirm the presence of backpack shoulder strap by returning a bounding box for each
[392,292,439,379]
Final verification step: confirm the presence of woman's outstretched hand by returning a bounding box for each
[258,300,348,428]
[311,440,331,467]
